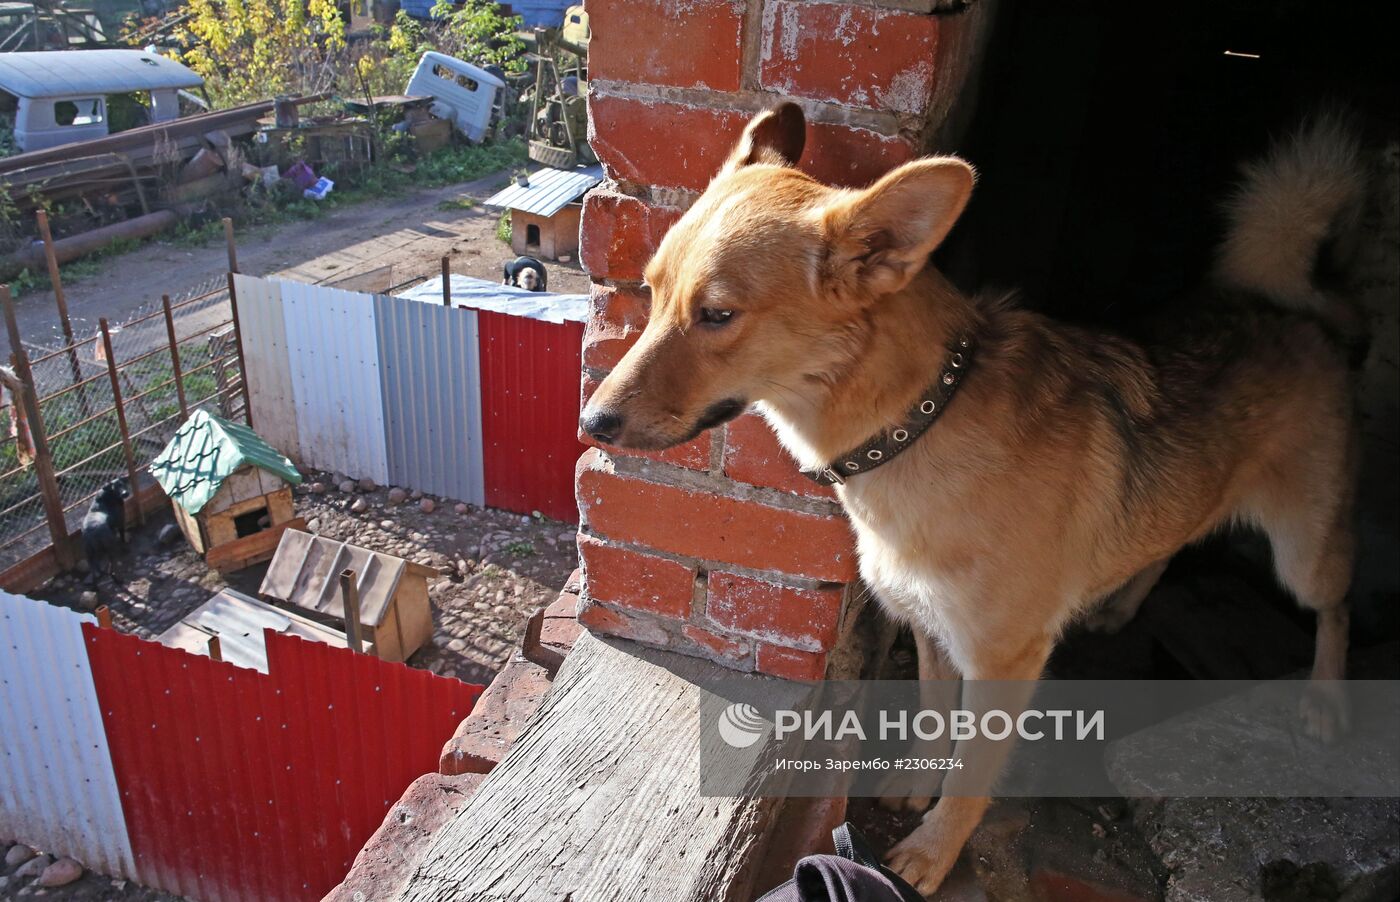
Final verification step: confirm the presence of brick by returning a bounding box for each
[583,283,650,371]
[578,533,696,619]
[589,95,918,193]
[539,587,582,655]
[579,186,683,280]
[577,595,676,645]
[578,449,857,582]
[760,2,939,114]
[581,372,712,470]
[750,797,848,897]
[325,771,487,902]
[681,623,753,667]
[707,571,843,652]
[589,0,743,91]
[803,121,917,188]
[723,413,834,499]
[756,643,827,681]
[439,656,553,775]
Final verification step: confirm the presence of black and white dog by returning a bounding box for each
[83,478,129,581]
[502,256,547,292]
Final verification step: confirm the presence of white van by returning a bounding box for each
[405,51,505,144]
[0,49,205,153]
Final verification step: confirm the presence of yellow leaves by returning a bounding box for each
[180,0,348,105]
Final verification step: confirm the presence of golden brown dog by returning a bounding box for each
[581,103,1366,894]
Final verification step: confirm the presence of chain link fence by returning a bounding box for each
[1,279,242,574]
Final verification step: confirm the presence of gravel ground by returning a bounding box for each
[32,471,580,688]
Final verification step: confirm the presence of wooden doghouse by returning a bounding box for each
[259,529,438,663]
[150,410,304,571]
[484,164,602,262]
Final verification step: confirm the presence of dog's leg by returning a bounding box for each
[880,629,959,812]
[1253,447,1356,741]
[1083,557,1169,633]
[885,635,1052,895]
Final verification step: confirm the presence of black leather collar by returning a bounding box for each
[802,334,975,486]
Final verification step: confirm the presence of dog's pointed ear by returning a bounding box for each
[821,157,975,298]
[721,103,806,174]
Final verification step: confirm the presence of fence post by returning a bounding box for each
[35,210,89,416]
[225,272,254,429]
[161,295,189,422]
[223,217,238,275]
[99,318,144,526]
[2,284,77,568]
[340,568,364,654]
[208,634,223,662]
[441,256,451,307]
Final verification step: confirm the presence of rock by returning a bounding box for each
[455,503,469,515]
[358,477,377,492]
[38,858,82,887]
[388,487,408,505]
[419,498,436,514]
[338,480,356,494]
[157,522,183,546]
[350,498,369,514]
[447,638,467,652]
[307,518,321,532]
[309,481,328,494]
[380,520,395,529]
[74,558,90,574]
[15,853,51,879]
[0,876,8,891]
[5,844,36,868]
[410,490,423,501]
[78,590,99,610]
[558,530,574,543]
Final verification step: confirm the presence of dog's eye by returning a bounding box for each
[698,308,735,326]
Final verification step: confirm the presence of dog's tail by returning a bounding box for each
[1216,115,1368,325]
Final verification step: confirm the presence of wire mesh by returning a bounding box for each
[0,283,240,572]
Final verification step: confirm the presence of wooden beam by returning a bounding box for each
[403,632,805,902]
[340,567,364,654]
[2,285,78,568]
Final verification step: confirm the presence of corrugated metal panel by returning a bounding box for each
[0,592,135,878]
[477,311,585,521]
[483,165,603,217]
[85,626,483,902]
[375,295,486,506]
[279,281,390,484]
[235,274,301,465]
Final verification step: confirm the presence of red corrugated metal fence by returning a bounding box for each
[84,625,482,902]
[477,310,586,522]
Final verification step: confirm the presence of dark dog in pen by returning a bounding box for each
[503,255,548,292]
[83,478,130,581]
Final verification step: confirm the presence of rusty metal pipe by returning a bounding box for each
[3,210,179,274]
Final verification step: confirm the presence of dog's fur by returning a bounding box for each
[83,478,130,581]
[581,104,1366,893]
[503,255,548,292]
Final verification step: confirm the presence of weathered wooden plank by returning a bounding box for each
[404,632,805,902]
[205,517,307,573]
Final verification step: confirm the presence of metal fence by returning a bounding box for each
[0,590,484,901]
[237,274,585,521]
[0,283,241,575]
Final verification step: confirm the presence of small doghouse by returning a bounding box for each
[484,164,602,261]
[259,529,438,663]
[151,410,303,570]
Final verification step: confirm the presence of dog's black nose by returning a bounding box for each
[581,410,624,445]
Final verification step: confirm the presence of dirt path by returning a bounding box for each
[4,169,592,356]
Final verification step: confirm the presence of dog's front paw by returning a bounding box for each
[1299,681,1350,743]
[885,821,956,897]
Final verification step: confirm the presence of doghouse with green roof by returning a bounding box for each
[151,410,304,570]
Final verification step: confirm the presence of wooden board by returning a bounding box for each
[403,632,805,902]
[206,517,307,574]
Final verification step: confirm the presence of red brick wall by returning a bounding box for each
[576,0,989,679]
